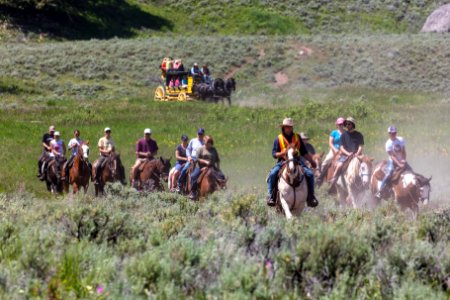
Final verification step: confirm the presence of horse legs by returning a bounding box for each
[72,183,79,194]
[227,96,231,106]
[279,197,293,219]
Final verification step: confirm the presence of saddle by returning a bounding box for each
[138,159,151,172]
[197,167,209,184]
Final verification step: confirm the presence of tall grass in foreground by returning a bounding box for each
[0,189,448,298]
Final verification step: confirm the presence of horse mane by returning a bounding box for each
[346,157,360,184]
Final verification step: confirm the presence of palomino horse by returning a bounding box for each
[198,167,227,198]
[277,148,308,219]
[335,155,373,208]
[92,153,126,196]
[44,156,66,194]
[131,157,171,192]
[371,161,431,214]
[63,143,90,194]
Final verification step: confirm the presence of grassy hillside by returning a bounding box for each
[0,0,449,40]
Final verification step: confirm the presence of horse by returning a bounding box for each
[63,143,90,194]
[334,155,373,209]
[131,157,171,192]
[44,156,66,194]
[92,153,126,196]
[277,148,308,219]
[211,77,236,105]
[193,83,214,102]
[198,167,227,198]
[303,153,323,185]
[371,161,432,214]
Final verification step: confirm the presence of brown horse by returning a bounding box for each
[131,157,171,192]
[303,153,323,184]
[92,153,126,196]
[44,156,65,194]
[63,143,91,194]
[198,167,227,198]
[371,161,432,214]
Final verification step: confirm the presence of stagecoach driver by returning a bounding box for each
[175,127,206,193]
[328,117,364,193]
[376,125,407,199]
[131,128,159,188]
[94,127,115,185]
[266,118,318,207]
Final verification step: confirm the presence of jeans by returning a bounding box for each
[380,159,394,190]
[267,160,315,198]
[177,161,191,187]
[190,167,201,192]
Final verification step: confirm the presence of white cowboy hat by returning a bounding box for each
[144,128,152,134]
[104,127,111,132]
[280,118,294,127]
[300,132,309,140]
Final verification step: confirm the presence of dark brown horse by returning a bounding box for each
[63,143,91,194]
[198,167,227,198]
[92,153,126,196]
[212,77,236,105]
[131,157,171,192]
[371,161,432,214]
[44,156,65,194]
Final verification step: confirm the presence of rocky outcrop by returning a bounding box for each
[421,4,450,32]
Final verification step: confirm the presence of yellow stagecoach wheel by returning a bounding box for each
[154,85,165,101]
[177,92,187,102]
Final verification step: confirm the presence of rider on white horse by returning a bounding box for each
[376,125,408,199]
[328,117,364,193]
[267,118,318,207]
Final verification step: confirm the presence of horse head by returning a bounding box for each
[225,77,236,92]
[358,155,373,188]
[417,175,432,205]
[81,143,89,160]
[158,156,172,182]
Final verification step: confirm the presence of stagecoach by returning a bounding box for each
[154,57,200,102]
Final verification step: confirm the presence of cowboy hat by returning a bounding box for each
[280,118,294,127]
[345,117,356,126]
[300,132,309,140]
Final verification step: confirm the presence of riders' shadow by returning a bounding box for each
[0,0,173,40]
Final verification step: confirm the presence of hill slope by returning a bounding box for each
[0,0,449,40]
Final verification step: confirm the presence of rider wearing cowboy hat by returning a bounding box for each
[267,118,318,207]
[328,117,364,192]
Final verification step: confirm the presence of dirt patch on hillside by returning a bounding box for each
[273,71,289,87]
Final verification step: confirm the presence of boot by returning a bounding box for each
[307,193,319,207]
[188,190,198,200]
[266,195,276,207]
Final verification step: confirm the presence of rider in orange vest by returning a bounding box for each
[267,118,319,207]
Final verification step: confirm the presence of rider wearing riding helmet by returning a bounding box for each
[170,134,189,192]
[176,128,206,193]
[328,117,364,193]
[189,135,224,200]
[94,127,115,185]
[38,125,55,180]
[317,117,345,186]
[266,118,318,207]
[130,128,159,188]
[376,125,407,199]
[49,131,66,181]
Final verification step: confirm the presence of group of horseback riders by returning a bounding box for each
[37,125,224,198]
[266,116,410,208]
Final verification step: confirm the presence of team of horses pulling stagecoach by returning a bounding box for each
[154,57,236,104]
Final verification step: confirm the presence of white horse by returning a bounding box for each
[336,155,373,209]
[277,148,308,219]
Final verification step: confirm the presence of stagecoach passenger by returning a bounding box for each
[49,131,66,181]
[174,59,187,87]
[201,64,212,85]
[170,135,189,192]
[266,118,318,207]
[37,125,55,180]
[130,128,159,188]
[317,117,345,186]
[328,117,364,193]
[62,129,84,182]
[175,128,206,193]
[94,127,115,185]
[376,126,407,199]
[189,136,224,200]
[191,63,203,82]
